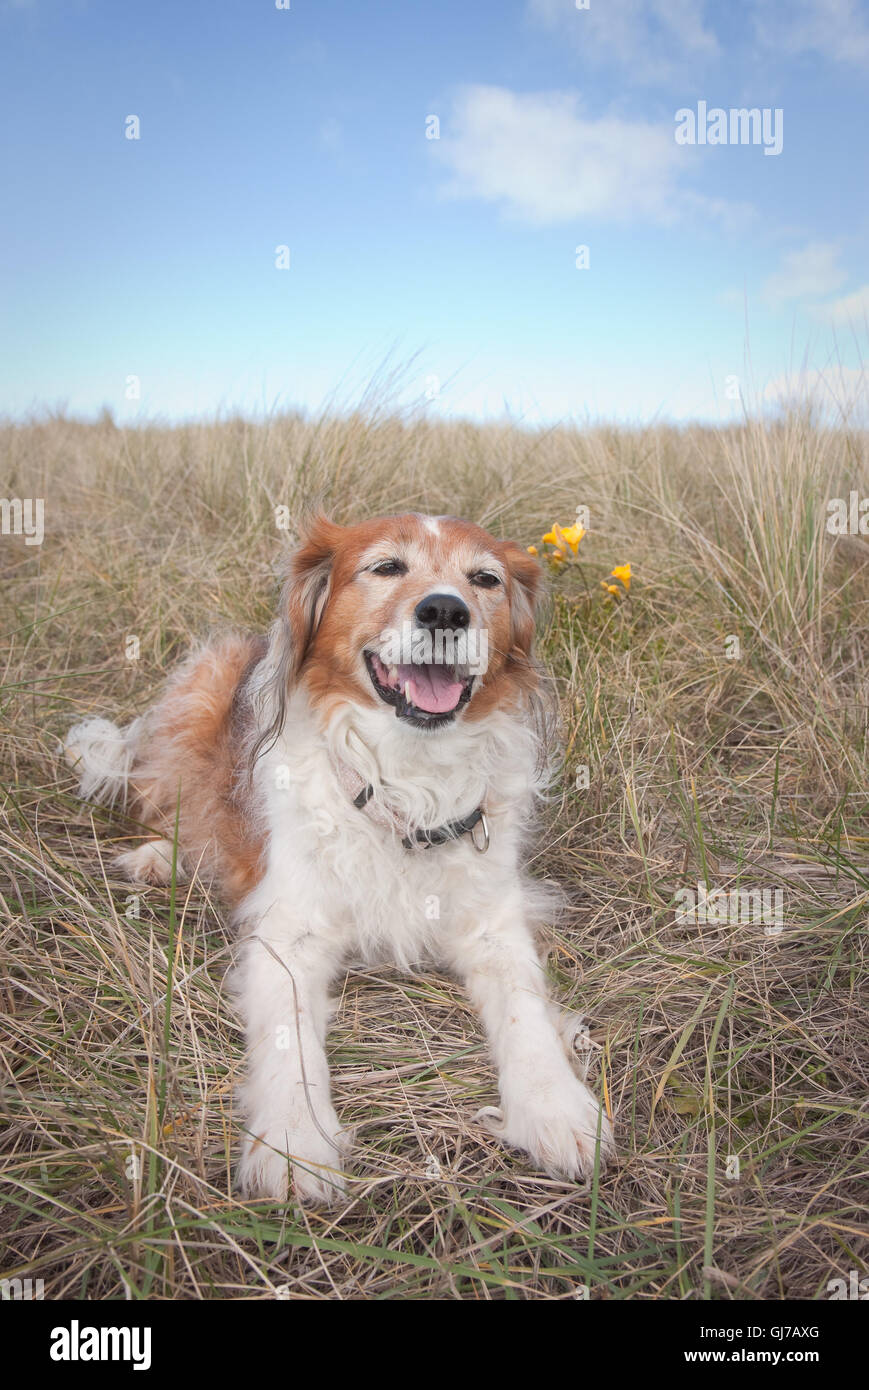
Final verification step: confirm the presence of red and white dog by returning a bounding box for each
[65,512,613,1203]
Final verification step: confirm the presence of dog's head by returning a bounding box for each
[276,511,543,732]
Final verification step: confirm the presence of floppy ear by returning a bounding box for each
[249,514,344,764]
[502,542,543,661]
[284,512,344,671]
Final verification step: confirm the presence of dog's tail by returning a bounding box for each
[63,716,142,809]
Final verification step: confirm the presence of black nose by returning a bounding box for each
[415,592,470,631]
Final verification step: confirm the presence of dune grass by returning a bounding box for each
[1,405,867,1299]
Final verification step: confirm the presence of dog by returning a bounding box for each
[64,511,613,1203]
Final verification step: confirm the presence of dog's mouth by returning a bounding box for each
[364,651,475,727]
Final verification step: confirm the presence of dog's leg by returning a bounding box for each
[116,839,186,886]
[235,918,347,1206]
[444,894,613,1181]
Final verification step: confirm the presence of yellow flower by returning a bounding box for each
[537,520,586,569]
[600,563,631,599]
[559,523,586,553]
[610,563,631,592]
[542,524,567,554]
[527,544,539,556]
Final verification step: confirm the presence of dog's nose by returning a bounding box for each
[415,592,470,631]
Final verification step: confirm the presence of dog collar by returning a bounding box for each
[334,761,489,852]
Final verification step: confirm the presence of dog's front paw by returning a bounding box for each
[238,1112,350,1207]
[115,840,184,886]
[477,1067,613,1182]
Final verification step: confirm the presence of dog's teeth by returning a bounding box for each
[388,665,398,682]
[404,681,412,702]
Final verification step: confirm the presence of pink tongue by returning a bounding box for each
[397,663,463,714]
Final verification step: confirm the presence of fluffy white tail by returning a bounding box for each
[64,716,142,808]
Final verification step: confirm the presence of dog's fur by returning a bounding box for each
[64,512,613,1203]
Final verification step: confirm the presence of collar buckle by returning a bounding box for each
[470,810,490,853]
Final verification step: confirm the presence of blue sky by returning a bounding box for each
[1,0,867,426]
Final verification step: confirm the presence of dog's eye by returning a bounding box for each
[469,570,501,589]
[370,558,407,577]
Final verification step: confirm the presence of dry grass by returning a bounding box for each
[1,405,867,1299]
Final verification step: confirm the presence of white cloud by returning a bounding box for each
[762,242,847,306]
[760,245,869,325]
[753,0,869,68]
[435,86,725,226]
[763,365,869,423]
[819,285,869,324]
[528,0,719,82]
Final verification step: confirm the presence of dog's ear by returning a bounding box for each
[284,512,344,668]
[250,514,345,765]
[502,541,543,661]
